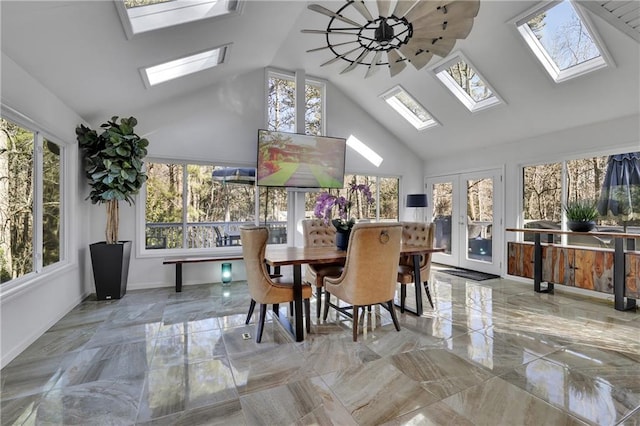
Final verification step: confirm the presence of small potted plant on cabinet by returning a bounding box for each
[76,116,148,300]
[563,200,598,232]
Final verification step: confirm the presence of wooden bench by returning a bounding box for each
[163,255,243,292]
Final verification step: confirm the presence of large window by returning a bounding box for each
[1,117,63,283]
[304,174,399,222]
[523,151,639,245]
[144,162,258,250]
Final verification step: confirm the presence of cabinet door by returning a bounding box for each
[626,253,640,298]
[574,249,614,294]
[508,242,534,279]
[542,246,572,285]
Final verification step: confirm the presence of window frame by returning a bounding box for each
[431,51,504,113]
[379,85,440,131]
[511,0,613,83]
[0,106,69,290]
[137,157,259,257]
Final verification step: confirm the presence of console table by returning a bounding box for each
[506,228,638,312]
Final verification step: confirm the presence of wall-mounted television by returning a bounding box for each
[256,129,346,188]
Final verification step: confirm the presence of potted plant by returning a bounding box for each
[76,116,149,300]
[563,200,598,232]
[314,181,374,250]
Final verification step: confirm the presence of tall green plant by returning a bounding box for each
[563,200,598,222]
[76,116,148,244]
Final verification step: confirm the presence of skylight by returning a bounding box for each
[116,0,241,38]
[433,53,503,112]
[380,86,439,131]
[347,135,383,167]
[141,45,228,87]
[514,0,610,83]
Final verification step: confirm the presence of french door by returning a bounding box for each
[427,169,503,275]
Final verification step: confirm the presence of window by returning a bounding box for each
[266,70,325,135]
[117,0,241,37]
[514,0,610,82]
[0,117,63,283]
[141,45,229,87]
[380,86,439,130]
[304,174,399,222]
[433,53,503,112]
[522,151,639,246]
[144,162,258,251]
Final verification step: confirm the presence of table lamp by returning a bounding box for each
[406,194,428,221]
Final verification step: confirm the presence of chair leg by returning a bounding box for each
[304,298,311,333]
[352,305,359,342]
[400,284,406,313]
[323,291,331,320]
[387,301,401,331]
[316,287,323,318]
[256,304,267,343]
[423,281,434,308]
[273,303,279,317]
[246,299,256,324]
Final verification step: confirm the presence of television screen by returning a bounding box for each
[257,130,346,188]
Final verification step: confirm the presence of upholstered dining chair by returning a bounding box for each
[302,219,345,318]
[240,225,312,343]
[397,222,436,311]
[322,222,403,342]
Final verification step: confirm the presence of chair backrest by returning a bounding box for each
[239,225,274,303]
[400,222,435,274]
[337,222,402,305]
[302,219,336,247]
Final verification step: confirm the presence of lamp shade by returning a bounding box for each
[406,194,428,208]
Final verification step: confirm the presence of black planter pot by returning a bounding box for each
[335,230,351,251]
[89,241,132,300]
[567,220,596,232]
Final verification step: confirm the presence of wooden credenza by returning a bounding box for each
[507,228,639,311]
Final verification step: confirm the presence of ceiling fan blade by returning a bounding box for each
[377,0,392,17]
[365,51,383,78]
[407,0,480,23]
[351,0,374,21]
[387,49,407,77]
[406,37,456,57]
[307,40,358,53]
[341,49,370,74]
[398,44,434,70]
[411,18,474,39]
[320,46,362,66]
[405,0,445,23]
[302,29,360,36]
[308,4,363,27]
[392,0,419,18]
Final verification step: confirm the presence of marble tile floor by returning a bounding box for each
[2,270,639,425]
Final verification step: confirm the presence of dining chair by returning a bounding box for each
[240,225,312,342]
[302,219,345,318]
[322,222,403,341]
[397,222,436,311]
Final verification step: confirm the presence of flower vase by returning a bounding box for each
[335,229,351,251]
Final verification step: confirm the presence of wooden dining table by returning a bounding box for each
[264,244,445,342]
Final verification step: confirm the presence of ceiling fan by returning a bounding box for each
[302,0,480,78]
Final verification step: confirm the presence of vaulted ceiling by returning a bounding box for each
[1,1,639,159]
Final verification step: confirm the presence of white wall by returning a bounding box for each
[1,53,89,368]
[91,69,425,291]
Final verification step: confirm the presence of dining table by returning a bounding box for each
[264,244,445,342]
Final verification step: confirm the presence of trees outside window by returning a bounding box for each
[1,117,62,283]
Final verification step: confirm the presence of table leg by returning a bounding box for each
[293,264,304,341]
[533,233,553,293]
[176,264,182,292]
[394,254,424,316]
[614,238,636,311]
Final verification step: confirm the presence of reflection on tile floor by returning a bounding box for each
[2,269,639,425]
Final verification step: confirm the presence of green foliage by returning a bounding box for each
[563,200,598,222]
[76,116,148,205]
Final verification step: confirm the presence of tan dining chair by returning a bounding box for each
[397,222,436,311]
[240,225,312,343]
[302,219,345,318]
[322,222,403,342]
